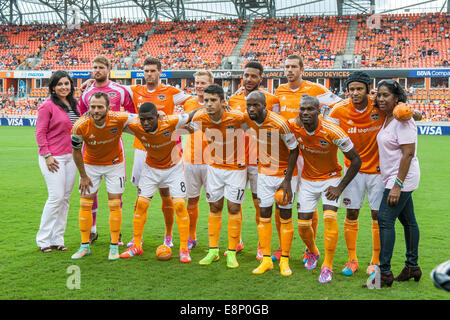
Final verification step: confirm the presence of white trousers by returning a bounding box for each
[36,153,76,248]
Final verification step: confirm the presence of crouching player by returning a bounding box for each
[119,102,201,263]
[244,91,299,276]
[288,95,361,283]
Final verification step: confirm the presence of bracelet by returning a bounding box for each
[43,153,52,159]
[394,178,404,189]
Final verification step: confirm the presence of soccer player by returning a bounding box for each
[182,70,213,250]
[244,91,299,276]
[119,102,202,263]
[273,54,342,262]
[227,61,280,259]
[127,57,191,248]
[71,92,136,260]
[288,95,361,283]
[326,71,384,277]
[191,84,247,269]
[77,55,135,245]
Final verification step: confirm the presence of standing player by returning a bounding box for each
[71,92,136,260]
[127,57,191,248]
[182,70,214,250]
[326,71,384,277]
[192,84,247,269]
[288,95,361,283]
[273,54,342,262]
[244,91,299,276]
[228,61,280,259]
[119,102,202,263]
[78,55,135,245]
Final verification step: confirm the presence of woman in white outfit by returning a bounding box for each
[35,71,79,252]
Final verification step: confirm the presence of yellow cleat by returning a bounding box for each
[252,257,273,275]
[279,257,292,276]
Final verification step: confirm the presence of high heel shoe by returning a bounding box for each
[394,265,422,282]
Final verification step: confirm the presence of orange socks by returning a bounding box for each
[322,210,339,269]
[298,219,320,256]
[280,217,294,257]
[187,200,199,240]
[228,210,242,251]
[344,217,359,262]
[133,196,151,250]
[371,220,380,265]
[79,198,94,244]
[108,199,122,244]
[257,217,272,256]
[253,197,261,227]
[161,195,174,237]
[173,198,190,251]
[208,210,222,248]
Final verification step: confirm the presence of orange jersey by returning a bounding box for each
[275,81,341,120]
[192,108,246,170]
[126,113,189,169]
[245,111,298,177]
[129,83,191,150]
[182,97,209,164]
[327,97,385,174]
[288,117,354,181]
[228,89,280,166]
[71,111,135,166]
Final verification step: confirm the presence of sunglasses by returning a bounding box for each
[377,79,399,88]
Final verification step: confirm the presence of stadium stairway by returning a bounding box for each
[333,18,358,69]
[124,23,157,69]
[222,19,254,69]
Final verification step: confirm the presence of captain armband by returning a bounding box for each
[71,135,83,149]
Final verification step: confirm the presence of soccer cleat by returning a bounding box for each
[164,235,174,248]
[318,266,333,283]
[199,249,220,265]
[304,251,320,270]
[224,240,244,256]
[126,236,144,248]
[179,249,192,263]
[302,249,309,264]
[89,232,98,245]
[119,245,143,259]
[279,257,292,277]
[342,260,359,276]
[226,250,239,269]
[252,257,273,275]
[188,238,198,251]
[256,247,263,261]
[271,248,290,262]
[71,243,90,260]
[108,244,120,261]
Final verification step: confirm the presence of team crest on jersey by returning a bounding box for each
[162,130,171,137]
[108,92,117,99]
[110,127,118,134]
[370,113,380,121]
[319,140,329,148]
[158,94,166,101]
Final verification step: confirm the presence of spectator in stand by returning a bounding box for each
[35,70,80,253]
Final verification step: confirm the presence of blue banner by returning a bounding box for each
[409,69,450,77]
[417,125,450,135]
[130,71,172,79]
[1,117,37,126]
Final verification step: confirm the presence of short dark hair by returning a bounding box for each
[89,91,110,107]
[143,57,162,71]
[286,54,304,69]
[244,61,264,76]
[300,94,319,109]
[204,84,224,100]
[139,102,157,114]
[377,79,407,103]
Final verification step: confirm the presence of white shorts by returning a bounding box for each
[206,165,247,204]
[342,171,384,210]
[131,148,147,187]
[257,173,298,209]
[297,177,341,213]
[245,165,258,194]
[84,162,126,195]
[184,163,207,198]
[139,162,186,199]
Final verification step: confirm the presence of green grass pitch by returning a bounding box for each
[0,126,448,300]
